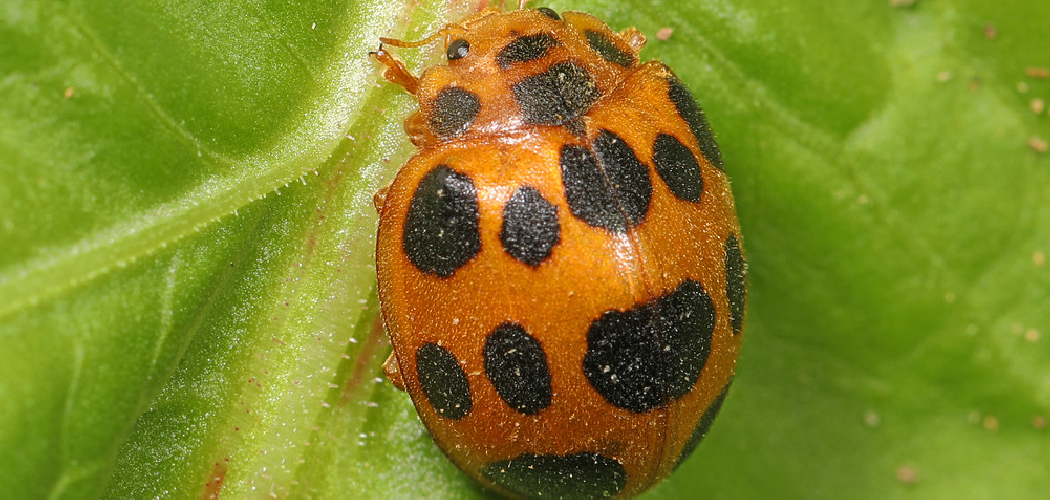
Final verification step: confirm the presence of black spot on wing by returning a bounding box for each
[652,133,704,202]
[416,342,472,420]
[582,279,716,413]
[403,165,481,277]
[483,323,553,415]
[481,452,627,500]
[591,130,652,227]
[659,280,717,399]
[674,381,732,470]
[501,186,561,267]
[667,77,724,170]
[560,130,652,233]
[725,233,747,335]
[560,144,627,232]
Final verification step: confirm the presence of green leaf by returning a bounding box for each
[1,0,1047,499]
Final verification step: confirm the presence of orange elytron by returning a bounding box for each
[373,3,746,499]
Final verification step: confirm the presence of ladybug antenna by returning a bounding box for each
[379,26,461,49]
[380,8,502,49]
[491,0,527,11]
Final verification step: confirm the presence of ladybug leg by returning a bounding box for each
[619,27,647,53]
[373,185,389,213]
[382,352,407,391]
[370,312,405,390]
[370,44,419,94]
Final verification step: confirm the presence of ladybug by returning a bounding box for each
[372,3,746,499]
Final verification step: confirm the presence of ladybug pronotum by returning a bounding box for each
[372,3,746,499]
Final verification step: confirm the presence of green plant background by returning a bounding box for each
[1,0,1047,498]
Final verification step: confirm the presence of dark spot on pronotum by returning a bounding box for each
[585,30,635,67]
[652,133,703,202]
[513,62,600,126]
[497,33,560,68]
[583,279,716,413]
[483,323,553,415]
[416,342,473,420]
[481,452,627,500]
[429,86,480,138]
[402,165,481,277]
[501,186,561,267]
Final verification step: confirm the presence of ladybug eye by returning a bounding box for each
[536,7,561,20]
[447,39,470,60]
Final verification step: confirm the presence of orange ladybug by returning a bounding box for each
[373,2,746,499]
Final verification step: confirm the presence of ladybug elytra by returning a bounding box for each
[372,2,746,499]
